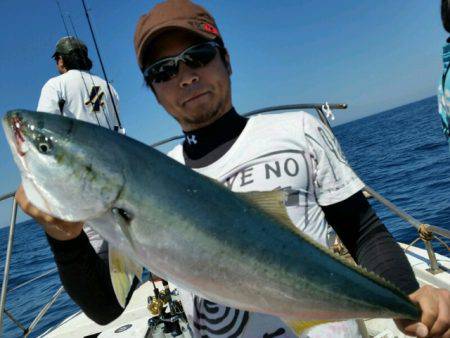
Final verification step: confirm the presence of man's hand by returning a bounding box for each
[395,285,450,338]
[15,185,84,241]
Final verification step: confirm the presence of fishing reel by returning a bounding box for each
[148,294,164,316]
[145,278,190,337]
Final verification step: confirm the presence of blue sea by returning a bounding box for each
[0,96,449,337]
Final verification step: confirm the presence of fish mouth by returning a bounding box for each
[12,116,27,157]
[4,113,28,157]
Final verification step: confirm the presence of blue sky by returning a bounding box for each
[0,0,446,225]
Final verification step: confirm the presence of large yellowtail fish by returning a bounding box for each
[2,110,419,333]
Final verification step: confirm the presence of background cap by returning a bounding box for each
[52,36,88,58]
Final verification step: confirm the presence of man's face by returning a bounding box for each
[55,56,67,74]
[144,30,232,132]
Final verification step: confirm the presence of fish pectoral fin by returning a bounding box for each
[237,190,300,234]
[282,318,331,336]
[108,246,143,308]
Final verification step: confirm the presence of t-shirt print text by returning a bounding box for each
[220,149,311,207]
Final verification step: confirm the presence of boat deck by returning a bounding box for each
[40,244,450,337]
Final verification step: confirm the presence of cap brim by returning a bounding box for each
[137,19,217,68]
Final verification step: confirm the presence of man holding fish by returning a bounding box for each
[12,0,450,337]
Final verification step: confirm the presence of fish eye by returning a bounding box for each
[112,207,133,224]
[39,142,51,153]
[35,136,53,154]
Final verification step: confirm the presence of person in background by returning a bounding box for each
[439,0,450,149]
[37,36,120,130]
[15,36,126,321]
[16,1,450,337]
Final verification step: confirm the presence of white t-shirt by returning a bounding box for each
[168,111,365,338]
[36,69,119,257]
[37,69,120,129]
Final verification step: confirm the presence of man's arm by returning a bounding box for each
[322,190,418,293]
[37,81,61,115]
[46,232,127,324]
[15,185,133,324]
[323,191,450,337]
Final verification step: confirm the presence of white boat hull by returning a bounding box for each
[40,243,450,338]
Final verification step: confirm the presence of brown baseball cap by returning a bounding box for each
[134,0,221,69]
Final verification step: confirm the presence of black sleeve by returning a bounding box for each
[322,191,420,295]
[46,231,138,325]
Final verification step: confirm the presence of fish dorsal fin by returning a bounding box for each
[237,190,300,235]
[109,246,143,308]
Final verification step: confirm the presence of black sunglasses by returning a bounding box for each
[143,41,221,84]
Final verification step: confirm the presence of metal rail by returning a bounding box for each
[0,194,64,337]
[0,192,15,203]
[244,103,348,117]
[363,186,450,238]
[0,197,17,337]
[148,102,449,252]
[362,186,445,273]
[8,268,58,293]
[0,102,449,336]
[4,308,26,332]
[314,106,449,274]
[24,286,64,337]
[150,103,348,148]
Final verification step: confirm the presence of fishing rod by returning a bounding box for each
[55,0,70,37]
[53,0,73,118]
[66,13,113,129]
[54,0,115,129]
[81,0,123,132]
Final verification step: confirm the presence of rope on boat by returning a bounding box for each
[406,224,449,253]
[435,236,450,252]
[405,224,447,274]
[419,223,434,242]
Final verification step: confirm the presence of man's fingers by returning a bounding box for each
[406,322,428,338]
[43,213,55,224]
[15,185,27,208]
[27,201,47,221]
[396,319,428,338]
[16,185,63,225]
[444,328,450,338]
[413,286,440,332]
[429,291,450,337]
[15,184,84,240]
[15,185,39,217]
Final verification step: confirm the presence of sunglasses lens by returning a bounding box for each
[144,42,219,84]
[146,60,178,84]
[184,44,217,68]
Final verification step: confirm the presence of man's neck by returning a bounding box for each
[182,107,248,168]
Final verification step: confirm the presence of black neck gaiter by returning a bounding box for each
[182,108,248,168]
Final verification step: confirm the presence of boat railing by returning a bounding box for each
[150,103,348,147]
[0,103,449,337]
[150,102,450,273]
[0,192,64,337]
